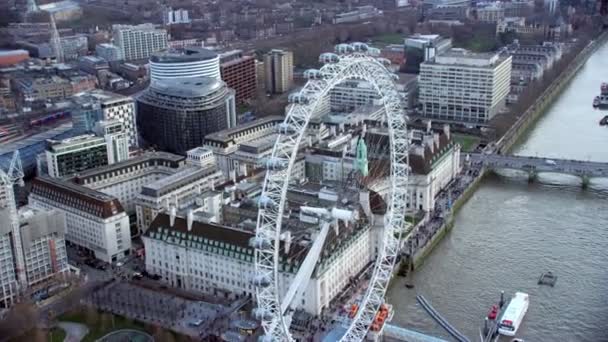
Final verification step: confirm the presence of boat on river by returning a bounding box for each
[498,292,529,336]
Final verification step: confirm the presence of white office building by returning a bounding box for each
[135,165,225,234]
[29,177,131,263]
[143,213,373,315]
[94,120,129,165]
[163,7,191,25]
[112,24,168,61]
[419,48,512,124]
[203,116,284,177]
[70,152,186,216]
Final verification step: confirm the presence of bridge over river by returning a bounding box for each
[467,152,608,181]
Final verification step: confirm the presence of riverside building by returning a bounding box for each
[419,48,512,124]
[143,212,372,315]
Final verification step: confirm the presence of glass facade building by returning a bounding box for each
[137,77,236,155]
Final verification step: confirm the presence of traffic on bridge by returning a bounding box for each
[467,153,608,179]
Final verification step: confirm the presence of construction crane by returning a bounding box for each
[0,151,27,290]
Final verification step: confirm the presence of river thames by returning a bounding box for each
[386,40,608,341]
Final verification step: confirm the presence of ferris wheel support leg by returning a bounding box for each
[281,222,331,315]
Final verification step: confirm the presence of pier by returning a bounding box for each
[416,295,470,342]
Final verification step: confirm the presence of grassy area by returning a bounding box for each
[59,308,148,342]
[453,134,480,152]
[371,33,404,46]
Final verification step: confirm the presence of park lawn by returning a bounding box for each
[371,33,404,46]
[59,310,148,342]
[453,134,480,152]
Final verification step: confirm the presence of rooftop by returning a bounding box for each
[39,0,80,13]
[150,47,218,63]
[204,116,284,144]
[148,76,224,98]
[430,48,507,67]
[70,151,184,181]
[0,123,73,156]
[140,166,221,198]
[31,176,124,219]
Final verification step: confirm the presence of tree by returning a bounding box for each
[0,302,38,340]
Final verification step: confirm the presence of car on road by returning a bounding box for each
[545,159,557,165]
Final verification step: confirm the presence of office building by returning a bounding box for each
[81,90,138,148]
[70,151,186,218]
[220,50,257,104]
[95,43,123,62]
[59,35,88,62]
[143,212,372,315]
[29,177,131,263]
[78,56,110,76]
[403,34,452,74]
[163,7,191,25]
[332,6,383,24]
[476,3,505,23]
[264,49,293,94]
[45,135,109,178]
[17,207,69,286]
[202,116,284,176]
[150,47,220,81]
[135,164,224,233]
[12,76,73,104]
[94,120,129,165]
[112,24,168,61]
[419,48,512,123]
[0,205,69,308]
[137,77,236,155]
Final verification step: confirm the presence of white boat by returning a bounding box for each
[498,292,529,336]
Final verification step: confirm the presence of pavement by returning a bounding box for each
[58,322,89,342]
[403,162,483,259]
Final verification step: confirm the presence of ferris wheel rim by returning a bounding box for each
[253,53,410,342]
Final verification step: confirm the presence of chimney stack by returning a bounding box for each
[187,209,194,231]
[169,206,176,226]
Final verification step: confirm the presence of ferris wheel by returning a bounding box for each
[252,42,410,342]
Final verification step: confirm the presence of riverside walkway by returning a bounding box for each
[468,153,608,179]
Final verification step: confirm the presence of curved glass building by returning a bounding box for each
[136,77,236,154]
[149,47,220,81]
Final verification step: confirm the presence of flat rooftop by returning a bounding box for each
[150,47,218,63]
[204,116,284,144]
[148,76,223,98]
[140,166,220,198]
[0,123,73,156]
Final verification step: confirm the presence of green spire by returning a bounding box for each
[355,137,369,177]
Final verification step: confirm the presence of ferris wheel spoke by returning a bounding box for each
[280,221,331,315]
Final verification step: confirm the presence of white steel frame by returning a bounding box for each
[254,50,409,342]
